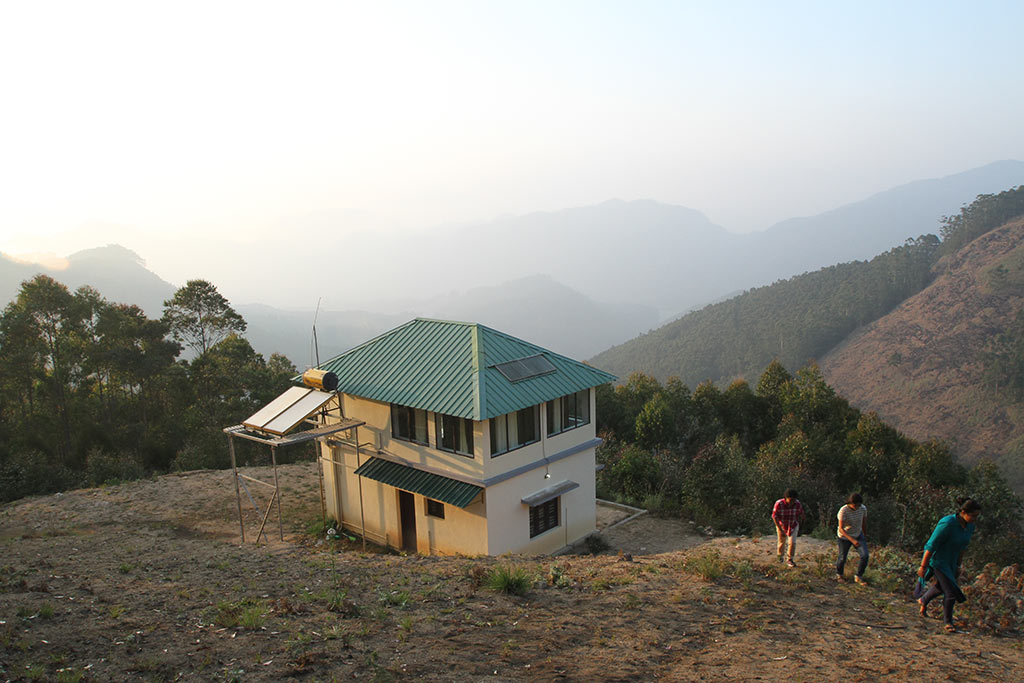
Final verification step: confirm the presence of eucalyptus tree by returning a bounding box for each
[162,279,246,356]
[2,275,87,464]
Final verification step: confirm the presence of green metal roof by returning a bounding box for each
[315,318,617,420]
[354,457,482,508]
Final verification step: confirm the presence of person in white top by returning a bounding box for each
[835,492,869,584]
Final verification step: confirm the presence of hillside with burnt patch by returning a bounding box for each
[822,218,1024,489]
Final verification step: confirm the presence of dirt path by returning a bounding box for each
[2,465,1021,681]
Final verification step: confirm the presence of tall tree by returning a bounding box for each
[5,276,86,464]
[162,280,246,356]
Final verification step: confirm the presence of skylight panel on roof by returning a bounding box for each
[494,354,557,383]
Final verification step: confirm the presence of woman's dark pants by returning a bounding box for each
[836,534,869,577]
[920,570,959,625]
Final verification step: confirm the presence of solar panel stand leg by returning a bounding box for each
[316,440,326,531]
[271,446,283,541]
[229,435,245,544]
[356,426,366,551]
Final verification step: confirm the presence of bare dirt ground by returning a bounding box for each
[2,463,1022,681]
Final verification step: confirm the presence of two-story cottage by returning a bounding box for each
[310,318,616,555]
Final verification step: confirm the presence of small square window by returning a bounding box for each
[426,499,445,519]
[529,497,559,538]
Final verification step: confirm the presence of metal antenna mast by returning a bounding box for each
[311,297,322,368]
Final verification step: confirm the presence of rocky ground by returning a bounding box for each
[2,463,1021,681]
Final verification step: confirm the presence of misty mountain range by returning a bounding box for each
[2,160,1022,365]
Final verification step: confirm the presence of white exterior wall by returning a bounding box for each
[482,389,598,555]
[484,448,596,555]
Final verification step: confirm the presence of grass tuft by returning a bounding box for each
[684,549,728,581]
[485,565,533,596]
[239,605,265,630]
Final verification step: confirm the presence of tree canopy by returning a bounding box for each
[162,279,247,355]
[596,365,1023,568]
[0,275,295,502]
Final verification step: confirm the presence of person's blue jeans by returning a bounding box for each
[836,534,869,577]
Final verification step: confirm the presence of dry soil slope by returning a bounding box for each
[822,218,1024,486]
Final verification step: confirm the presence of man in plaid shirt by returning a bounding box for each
[772,488,805,567]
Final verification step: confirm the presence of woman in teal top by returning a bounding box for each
[916,497,981,632]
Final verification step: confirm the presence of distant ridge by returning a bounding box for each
[1,244,176,317]
[748,159,1024,283]
[387,160,1024,319]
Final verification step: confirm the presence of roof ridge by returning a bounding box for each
[471,323,484,421]
[411,317,475,326]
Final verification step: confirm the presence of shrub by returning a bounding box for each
[485,565,532,596]
[584,534,610,555]
[961,563,1024,634]
[85,448,146,486]
[171,441,228,472]
[0,450,79,503]
[608,446,663,505]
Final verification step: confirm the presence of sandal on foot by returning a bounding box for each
[917,599,928,617]
[943,623,958,633]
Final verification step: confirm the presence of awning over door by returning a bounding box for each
[354,457,483,508]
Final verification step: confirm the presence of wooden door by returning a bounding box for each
[399,490,417,552]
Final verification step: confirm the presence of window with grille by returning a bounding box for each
[529,497,559,538]
[426,499,445,519]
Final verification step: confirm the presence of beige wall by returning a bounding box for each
[339,394,483,481]
[318,389,597,556]
[320,437,489,555]
[319,394,488,555]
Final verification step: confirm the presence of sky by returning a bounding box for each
[2,0,1023,295]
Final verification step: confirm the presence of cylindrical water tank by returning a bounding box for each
[302,368,339,391]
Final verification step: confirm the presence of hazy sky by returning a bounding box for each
[2,1,1023,293]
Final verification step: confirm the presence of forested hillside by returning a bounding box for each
[591,236,940,386]
[823,212,1024,490]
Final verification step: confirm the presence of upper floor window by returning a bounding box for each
[490,405,540,457]
[391,404,428,445]
[546,389,590,436]
[436,413,474,457]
